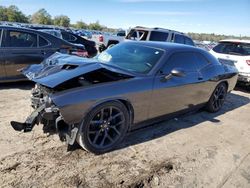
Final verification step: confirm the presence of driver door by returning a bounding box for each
[149,51,205,119]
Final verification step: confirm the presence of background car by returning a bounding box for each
[91,30,127,52]
[210,39,250,86]
[11,42,238,154]
[37,28,97,57]
[0,26,88,82]
[126,26,195,46]
[76,29,92,39]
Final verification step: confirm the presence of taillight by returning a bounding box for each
[71,49,88,57]
[99,35,103,42]
[246,60,250,66]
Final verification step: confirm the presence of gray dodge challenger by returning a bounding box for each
[11,41,238,154]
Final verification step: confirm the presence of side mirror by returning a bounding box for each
[171,68,185,77]
[163,68,185,81]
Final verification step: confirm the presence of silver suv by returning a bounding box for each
[125,26,195,46]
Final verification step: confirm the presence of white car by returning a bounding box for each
[210,39,250,85]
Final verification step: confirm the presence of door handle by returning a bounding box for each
[198,77,203,80]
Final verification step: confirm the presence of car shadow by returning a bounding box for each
[0,81,34,90]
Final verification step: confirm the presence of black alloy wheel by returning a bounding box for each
[77,101,129,154]
[206,82,227,113]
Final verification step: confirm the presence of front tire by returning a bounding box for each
[76,101,129,154]
[206,82,227,113]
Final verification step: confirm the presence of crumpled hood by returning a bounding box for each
[22,52,134,88]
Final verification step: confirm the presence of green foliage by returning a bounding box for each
[188,32,250,42]
[88,21,103,31]
[74,20,88,29]
[30,8,52,25]
[0,5,28,23]
[54,15,70,27]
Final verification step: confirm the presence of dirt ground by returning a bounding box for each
[0,82,250,188]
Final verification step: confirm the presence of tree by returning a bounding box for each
[88,21,103,31]
[0,5,28,23]
[74,20,88,29]
[31,8,52,25]
[0,6,8,21]
[54,15,70,27]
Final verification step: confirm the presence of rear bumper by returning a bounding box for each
[238,72,250,84]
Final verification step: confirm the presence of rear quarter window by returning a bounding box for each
[39,36,49,47]
[194,52,210,70]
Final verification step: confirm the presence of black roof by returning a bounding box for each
[0,25,55,36]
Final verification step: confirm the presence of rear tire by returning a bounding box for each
[76,101,129,154]
[206,82,227,113]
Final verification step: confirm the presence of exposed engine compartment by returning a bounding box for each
[54,68,133,91]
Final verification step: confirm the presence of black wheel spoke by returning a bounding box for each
[88,131,97,135]
[110,112,122,121]
[100,131,107,146]
[100,109,104,121]
[106,132,114,142]
[111,119,125,127]
[110,107,113,117]
[90,120,103,125]
[111,126,121,136]
[93,130,101,144]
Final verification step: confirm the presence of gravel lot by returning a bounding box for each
[0,82,250,188]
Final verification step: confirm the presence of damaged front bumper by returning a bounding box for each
[10,86,78,145]
[10,104,59,132]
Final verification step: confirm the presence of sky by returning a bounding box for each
[1,0,250,36]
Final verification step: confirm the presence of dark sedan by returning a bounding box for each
[11,41,238,154]
[35,28,98,57]
[0,26,88,82]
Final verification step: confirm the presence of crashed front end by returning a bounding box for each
[10,52,134,145]
[11,83,78,144]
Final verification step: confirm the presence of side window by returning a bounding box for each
[39,36,49,47]
[185,37,194,46]
[174,34,185,44]
[69,34,77,42]
[4,30,37,47]
[149,31,169,41]
[194,53,210,70]
[62,32,76,42]
[139,31,148,41]
[162,52,198,74]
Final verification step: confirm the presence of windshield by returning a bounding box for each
[96,42,164,74]
[213,42,250,56]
